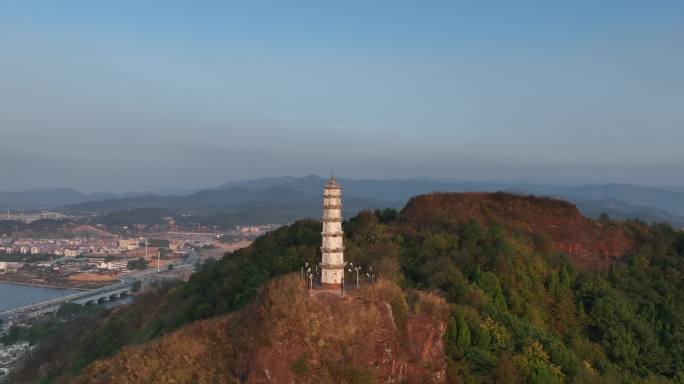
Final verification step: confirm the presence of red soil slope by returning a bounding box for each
[400,192,633,270]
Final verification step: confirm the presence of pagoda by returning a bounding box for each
[320,174,344,288]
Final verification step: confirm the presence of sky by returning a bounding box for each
[1,1,683,192]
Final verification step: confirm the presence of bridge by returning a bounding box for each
[0,256,196,325]
[0,282,134,322]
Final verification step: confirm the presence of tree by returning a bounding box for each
[376,208,398,224]
[131,281,142,293]
[127,258,147,270]
[513,341,564,384]
[494,352,522,384]
[445,312,471,360]
[456,312,471,350]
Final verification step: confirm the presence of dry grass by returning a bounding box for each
[78,274,448,384]
[411,290,449,320]
[68,273,117,282]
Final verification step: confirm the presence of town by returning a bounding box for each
[0,220,277,289]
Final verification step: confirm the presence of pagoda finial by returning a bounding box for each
[326,169,340,188]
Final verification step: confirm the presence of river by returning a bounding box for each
[0,282,79,312]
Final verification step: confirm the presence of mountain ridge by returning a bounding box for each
[54,177,684,227]
[5,177,684,228]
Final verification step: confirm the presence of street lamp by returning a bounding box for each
[301,262,309,280]
[366,271,375,285]
[308,273,314,296]
[347,263,362,288]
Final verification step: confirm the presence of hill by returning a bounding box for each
[0,188,134,210]
[96,207,175,226]
[7,192,684,384]
[65,186,400,228]
[400,192,633,270]
[571,198,684,227]
[80,276,448,384]
[63,187,313,214]
[0,219,72,236]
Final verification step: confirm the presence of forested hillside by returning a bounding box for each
[7,192,684,383]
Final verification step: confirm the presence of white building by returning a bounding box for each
[0,262,23,273]
[99,260,128,271]
[320,175,345,287]
[119,238,140,252]
[64,248,81,257]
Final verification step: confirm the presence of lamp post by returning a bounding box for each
[347,264,362,289]
[301,262,309,281]
[366,270,375,285]
[308,273,313,296]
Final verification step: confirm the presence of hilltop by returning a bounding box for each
[79,276,448,384]
[400,192,633,270]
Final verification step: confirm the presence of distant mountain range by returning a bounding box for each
[216,175,684,216]
[61,184,400,227]
[0,188,139,210]
[3,176,684,227]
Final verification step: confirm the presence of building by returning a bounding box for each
[0,262,24,273]
[169,241,185,251]
[119,238,140,252]
[99,260,128,271]
[320,175,345,288]
[64,248,81,257]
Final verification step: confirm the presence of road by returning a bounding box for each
[1,248,201,327]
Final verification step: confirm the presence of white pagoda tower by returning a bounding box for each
[320,175,344,288]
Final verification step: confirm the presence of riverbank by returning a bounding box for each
[0,282,81,313]
[0,277,92,291]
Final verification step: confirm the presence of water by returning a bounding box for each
[0,282,79,312]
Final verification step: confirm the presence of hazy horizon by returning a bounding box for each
[2,1,683,191]
[3,174,684,195]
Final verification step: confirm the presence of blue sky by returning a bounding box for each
[1,1,683,191]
